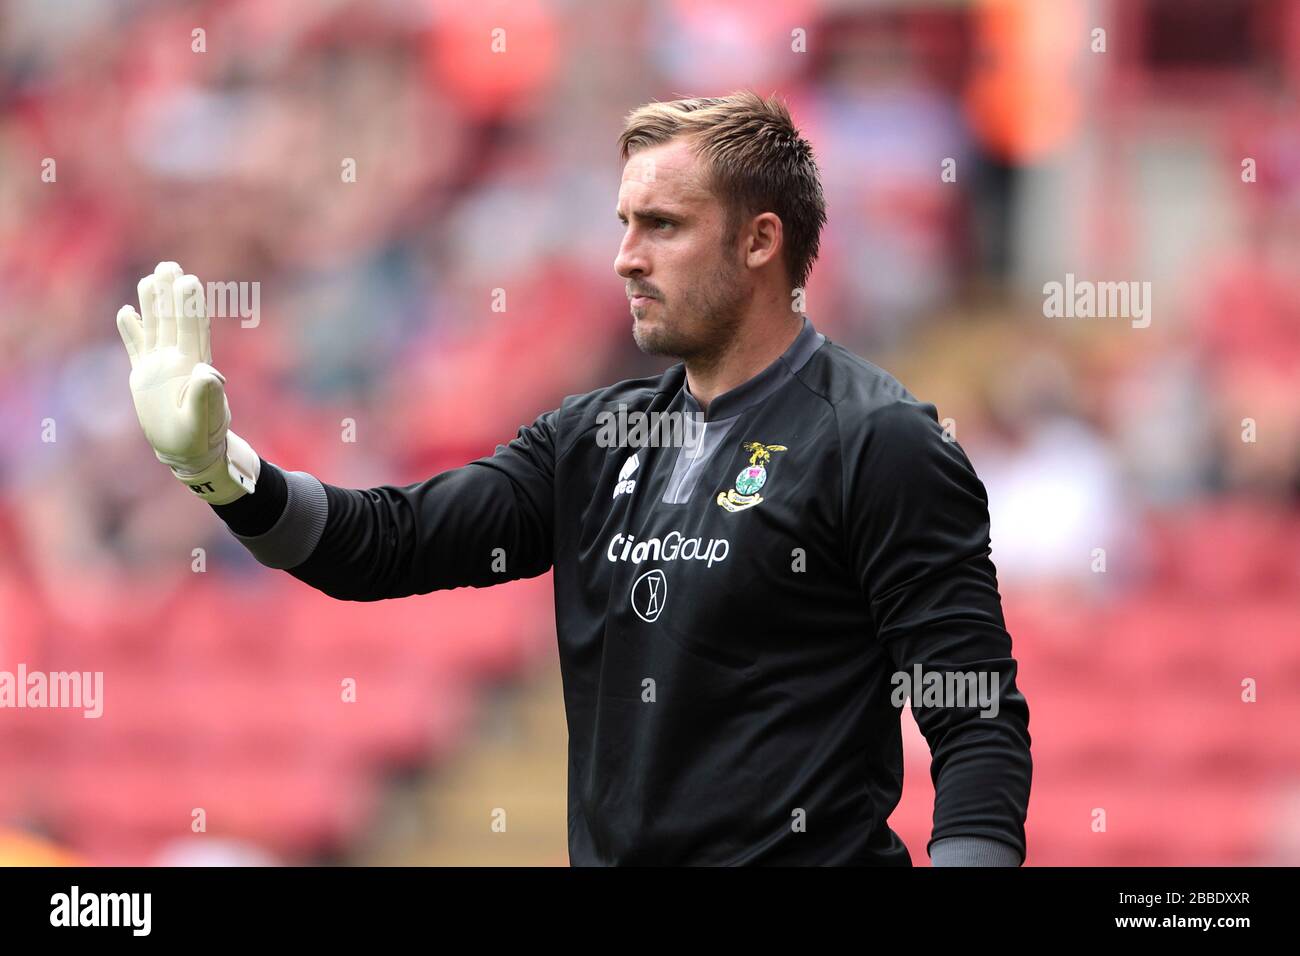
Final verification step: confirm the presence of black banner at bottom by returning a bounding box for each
[0,865,1282,942]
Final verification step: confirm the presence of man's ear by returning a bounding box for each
[744,212,784,271]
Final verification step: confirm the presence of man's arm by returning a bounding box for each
[211,412,557,600]
[118,260,556,601]
[844,398,1033,867]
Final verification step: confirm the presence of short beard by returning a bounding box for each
[632,256,748,365]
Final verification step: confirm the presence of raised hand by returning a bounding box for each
[118,261,259,504]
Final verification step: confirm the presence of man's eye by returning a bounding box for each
[655,219,673,230]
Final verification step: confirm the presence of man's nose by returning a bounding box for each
[614,231,648,279]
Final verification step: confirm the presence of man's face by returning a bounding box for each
[615,137,749,361]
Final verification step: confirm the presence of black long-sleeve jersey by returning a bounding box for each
[213,316,1032,865]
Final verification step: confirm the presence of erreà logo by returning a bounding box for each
[612,452,639,499]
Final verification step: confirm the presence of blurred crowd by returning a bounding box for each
[1,0,1298,864]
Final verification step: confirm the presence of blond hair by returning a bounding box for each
[618,91,827,291]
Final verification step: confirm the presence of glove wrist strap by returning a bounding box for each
[171,430,260,505]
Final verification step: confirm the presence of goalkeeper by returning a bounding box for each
[118,92,1032,866]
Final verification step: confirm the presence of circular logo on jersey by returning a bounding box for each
[734,464,766,496]
[630,568,667,622]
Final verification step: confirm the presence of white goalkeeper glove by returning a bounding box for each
[117,261,259,505]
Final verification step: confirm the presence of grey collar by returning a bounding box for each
[679,315,825,422]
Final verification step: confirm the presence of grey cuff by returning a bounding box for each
[232,470,329,569]
[929,836,1022,867]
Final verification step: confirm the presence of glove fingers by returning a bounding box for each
[153,261,183,349]
[116,305,143,369]
[137,275,160,352]
[174,274,208,364]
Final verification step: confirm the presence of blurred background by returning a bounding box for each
[1,0,1298,866]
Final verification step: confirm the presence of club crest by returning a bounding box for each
[717,441,787,512]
